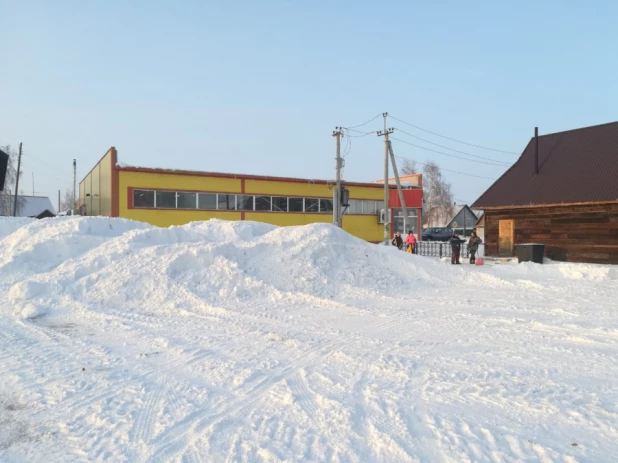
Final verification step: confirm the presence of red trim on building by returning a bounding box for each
[127,187,134,209]
[111,147,120,217]
[241,178,246,194]
[388,189,423,208]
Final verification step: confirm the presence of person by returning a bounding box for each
[468,231,482,264]
[449,232,464,264]
[406,231,416,254]
[392,232,403,250]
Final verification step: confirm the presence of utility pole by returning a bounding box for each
[13,143,22,217]
[332,127,343,227]
[72,159,76,216]
[377,113,394,245]
[387,141,409,236]
[58,190,61,214]
[32,173,35,196]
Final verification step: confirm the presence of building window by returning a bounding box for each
[133,190,155,208]
[305,198,319,213]
[237,195,254,211]
[156,191,176,209]
[255,196,271,211]
[319,199,333,213]
[288,197,303,212]
[130,188,388,217]
[217,194,236,210]
[177,192,197,209]
[347,199,362,214]
[272,197,288,212]
[198,193,217,210]
[367,201,380,215]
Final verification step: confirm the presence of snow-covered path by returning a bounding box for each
[1,217,617,462]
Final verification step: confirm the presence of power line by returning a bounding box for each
[393,154,498,181]
[343,113,383,130]
[389,114,519,155]
[394,127,511,165]
[346,128,377,137]
[391,136,510,167]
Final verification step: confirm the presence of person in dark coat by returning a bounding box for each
[468,231,482,264]
[392,232,403,250]
[449,232,464,264]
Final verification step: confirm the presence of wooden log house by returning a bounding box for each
[472,122,618,264]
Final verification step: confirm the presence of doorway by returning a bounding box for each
[498,219,514,256]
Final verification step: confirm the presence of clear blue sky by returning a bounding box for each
[2,0,617,209]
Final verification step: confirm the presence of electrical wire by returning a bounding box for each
[343,113,383,130]
[389,114,519,155]
[391,137,510,167]
[394,127,511,165]
[347,128,377,137]
[393,154,498,181]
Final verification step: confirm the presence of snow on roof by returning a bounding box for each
[14,195,56,217]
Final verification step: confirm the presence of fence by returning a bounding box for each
[412,241,485,259]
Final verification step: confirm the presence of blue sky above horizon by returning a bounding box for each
[2,0,617,208]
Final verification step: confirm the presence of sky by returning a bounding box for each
[2,0,617,210]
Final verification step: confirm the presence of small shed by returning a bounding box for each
[13,195,57,219]
[472,122,618,264]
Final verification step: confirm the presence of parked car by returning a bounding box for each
[421,227,454,241]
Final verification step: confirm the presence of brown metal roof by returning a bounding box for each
[472,121,618,208]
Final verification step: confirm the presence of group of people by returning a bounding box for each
[448,231,482,264]
[391,231,416,254]
[392,230,483,264]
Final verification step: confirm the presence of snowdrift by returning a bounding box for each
[0,217,35,239]
[0,217,452,320]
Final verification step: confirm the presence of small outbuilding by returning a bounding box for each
[472,122,618,264]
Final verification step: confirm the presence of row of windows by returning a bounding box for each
[133,190,385,214]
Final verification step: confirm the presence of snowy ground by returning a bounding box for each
[0,217,617,463]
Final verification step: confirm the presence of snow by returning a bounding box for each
[0,217,35,238]
[0,217,617,462]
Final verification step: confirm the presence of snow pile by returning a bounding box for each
[1,217,451,320]
[0,217,617,462]
[0,217,35,239]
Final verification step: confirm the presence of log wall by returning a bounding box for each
[484,203,618,264]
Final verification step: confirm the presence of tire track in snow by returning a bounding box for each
[286,368,319,421]
[148,317,402,462]
[130,379,166,444]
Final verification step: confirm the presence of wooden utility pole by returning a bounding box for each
[377,113,394,245]
[72,159,76,215]
[58,190,61,214]
[387,141,409,236]
[32,173,35,196]
[332,127,343,227]
[13,143,22,217]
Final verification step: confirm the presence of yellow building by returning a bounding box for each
[79,147,423,242]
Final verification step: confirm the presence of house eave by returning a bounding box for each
[475,200,618,211]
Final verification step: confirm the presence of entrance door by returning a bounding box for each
[498,220,514,256]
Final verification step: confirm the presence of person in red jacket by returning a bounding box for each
[405,231,416,254]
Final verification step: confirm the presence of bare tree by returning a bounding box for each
[400,159,418,176]
[0,145,24,216]
[422,161,454,228]
[59,188,76,212]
